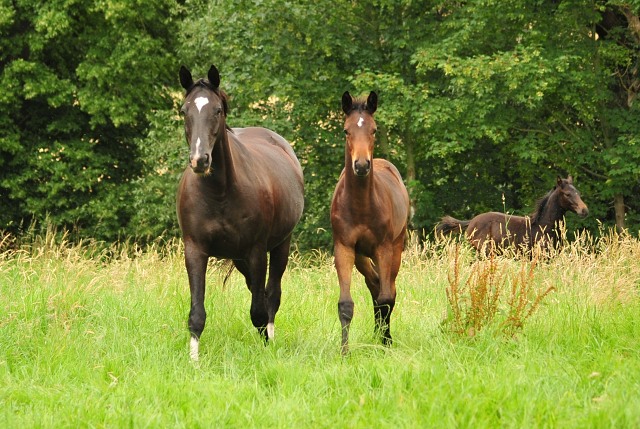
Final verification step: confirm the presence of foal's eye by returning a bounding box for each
[373,129,377,135]
[343,129,348,135]
[216,108,222,115]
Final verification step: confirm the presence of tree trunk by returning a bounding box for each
[613,193,626,233]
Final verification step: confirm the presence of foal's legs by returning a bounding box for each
[185,243,209,361]
[264,235,292,341]
[374,235,404,346]
[335,242,355,355]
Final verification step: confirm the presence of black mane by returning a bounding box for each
[529,187,555,224]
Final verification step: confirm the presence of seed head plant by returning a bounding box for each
[442,245,555,339]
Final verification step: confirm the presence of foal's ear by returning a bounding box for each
[556,176,564,187]
[566,174,573,185]
[208,65,220,89]
[342,91,353,114]
[366,91,378,115]
[179,66,193,90]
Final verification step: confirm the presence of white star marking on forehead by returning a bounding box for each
[194,97,209,113]
[357,117,364,127]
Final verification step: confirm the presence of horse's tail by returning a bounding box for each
[436,216,470,238]
[220,259,235,289]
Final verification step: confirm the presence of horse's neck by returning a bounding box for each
[207,129,235,192]
[343,152,374,205]
[532,192,566,231]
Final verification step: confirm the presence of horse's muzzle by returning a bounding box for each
[353,159,371,177]
[190,153,210,174]
[578,207,589,218]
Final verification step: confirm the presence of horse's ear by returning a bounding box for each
[208,65,220,89]
[179,66,193,90]
[342,91,353,114]
[567,174,573,184]
[556,176,564,187]
[366,91,378,115]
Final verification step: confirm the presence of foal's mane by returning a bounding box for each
[344,97,373,115]
[529,187,555,224]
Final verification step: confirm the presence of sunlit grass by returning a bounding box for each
[0,228,639,428]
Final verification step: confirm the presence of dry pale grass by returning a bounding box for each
[401,227,639,321]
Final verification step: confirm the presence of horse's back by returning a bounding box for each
[467,212,530,249]
[373,158,410,216]
[231,127,302,174]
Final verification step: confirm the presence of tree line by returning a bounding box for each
[1,0,639,251]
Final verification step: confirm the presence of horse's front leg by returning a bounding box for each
[245,246,269,341]
[185,243,209,361]
[334,242,355,355]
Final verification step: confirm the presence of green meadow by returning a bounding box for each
[1,232,639,428]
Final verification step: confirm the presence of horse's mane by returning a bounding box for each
[345,97,373,115]
[184,78,230,118]
[529,187,555,224]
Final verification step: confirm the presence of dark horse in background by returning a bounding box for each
[437,176,588,254]
[177,65,304,360]
[331,91,410,354]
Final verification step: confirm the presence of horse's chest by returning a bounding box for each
[350,226,382,257]
[201,210,259,257]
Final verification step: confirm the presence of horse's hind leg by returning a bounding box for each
[233,259,252,290]
[374,236,404,347]
[245,246,269,341]
[354,255,383,339]
[264,235,292,341]
[185,243,208,361]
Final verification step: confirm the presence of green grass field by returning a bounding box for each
[1,232,639,428]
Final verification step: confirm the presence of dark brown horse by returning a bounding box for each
[331,91,410,354]
[437,176,588,254]
[176,65,304,360]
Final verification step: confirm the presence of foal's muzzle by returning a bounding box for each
[190,153,210,174]
[353,159,371,177]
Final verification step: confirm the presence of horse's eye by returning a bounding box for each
[373,129,377,135]
[179,110,185,116]
[216,108,222,115]
[343,129,348,135]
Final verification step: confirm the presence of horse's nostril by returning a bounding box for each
[204,153,210,164]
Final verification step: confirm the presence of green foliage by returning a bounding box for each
[3,0,640,248]
[0,0,182,240]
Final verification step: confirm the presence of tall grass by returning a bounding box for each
[0,227,639,428]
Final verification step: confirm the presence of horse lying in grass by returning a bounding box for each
[437,176,588,254]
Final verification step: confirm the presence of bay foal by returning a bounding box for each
[331,91,410,354]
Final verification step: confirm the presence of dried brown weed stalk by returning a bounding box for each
[443,245,555,339]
